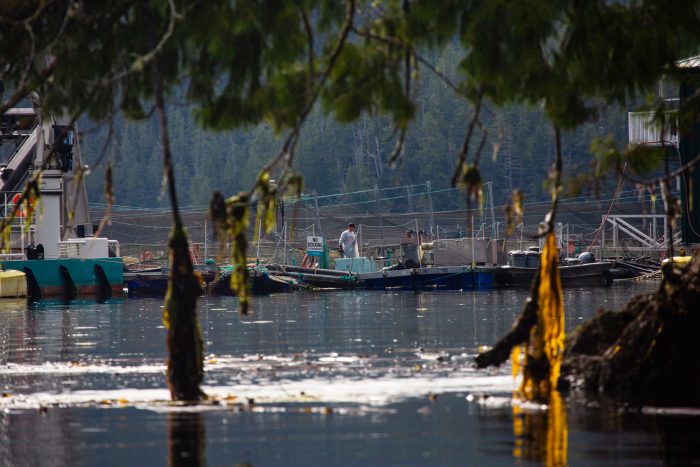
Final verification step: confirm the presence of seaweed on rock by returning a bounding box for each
[560,253,700,406]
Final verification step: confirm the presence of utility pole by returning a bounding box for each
[407,185,414,213]
[312,190,323,237]
[426,181,434,237]
[486,181,496,239]
[374,184,383,240]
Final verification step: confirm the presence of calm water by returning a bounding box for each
[0,282,698,466]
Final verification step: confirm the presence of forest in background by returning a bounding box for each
[80,42,628,212]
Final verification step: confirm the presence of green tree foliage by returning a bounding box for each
[79,71,629,210]
[4,0,700,403]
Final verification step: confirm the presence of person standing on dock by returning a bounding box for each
[339,223,358,258]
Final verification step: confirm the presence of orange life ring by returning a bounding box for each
[302,254,313,268]
[11,193,35,217]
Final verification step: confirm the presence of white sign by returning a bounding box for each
[39,177,63,193]
[306,236,324,252]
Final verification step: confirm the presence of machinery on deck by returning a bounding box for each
[0,82,122,300]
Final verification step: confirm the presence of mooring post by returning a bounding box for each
[203,217,208,261]
[415,219,420,247]
[283,221,287,265]
[255,219,262,264]
[358,224,362,257]
[601,216,606,258]
[471,216,475,267]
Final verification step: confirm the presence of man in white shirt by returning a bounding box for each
[339,223,358,258]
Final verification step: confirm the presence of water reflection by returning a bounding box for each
[1,282,696,466]
[512,392,568,467]
[168,413,205,467]
[656,416,700,466]
[0,409,78,467]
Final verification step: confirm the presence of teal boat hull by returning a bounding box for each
[1,258,124,299]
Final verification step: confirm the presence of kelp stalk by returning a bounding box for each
[518,232,565,402]
[150,4,205,400]
[477,126,566,403]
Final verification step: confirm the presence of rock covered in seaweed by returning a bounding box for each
[560,253,700,406]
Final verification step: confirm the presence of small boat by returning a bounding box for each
[0,269,27,298]
[495,249,613,287]
[608,257,661,279]
[123,270,170,298]
[125,262,218,298]
[208,265,301,296]
[126,263,301,298]
[358,265,495,290]
[331,238,497,291]
[265,264,359,290]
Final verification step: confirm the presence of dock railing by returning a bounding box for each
[594,214,682,259]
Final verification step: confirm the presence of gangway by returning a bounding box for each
[0,124,40,192]
[599,214,682,257]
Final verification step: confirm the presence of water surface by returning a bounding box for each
[1,281,698,466]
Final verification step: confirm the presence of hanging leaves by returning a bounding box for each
[21,180,41,235]
[456,162,483,204]
[210,191,251,314]
[253,171,278,238]
[209,168,305,314]
[0,179,42,253]
[505,190,524,236]
[93,162,115,238]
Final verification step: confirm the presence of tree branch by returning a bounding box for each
[387,127,406,165]
[0,0,56,25]
[350,27,462,95]
[541,125,564,235]
[451,90,484,187]
[473,120,488,168]
[300,9,315,87]
[255,0,356,183]
[621,150,700,187]
[94,0,194,87]
[476,271,541,368]
[0,60,57,116]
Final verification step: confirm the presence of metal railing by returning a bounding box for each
[628,111,678,146]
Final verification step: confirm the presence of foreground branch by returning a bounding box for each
[475,271,540,368]
[150,5,205,401]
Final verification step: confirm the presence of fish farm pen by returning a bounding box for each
[96,180,679,268]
